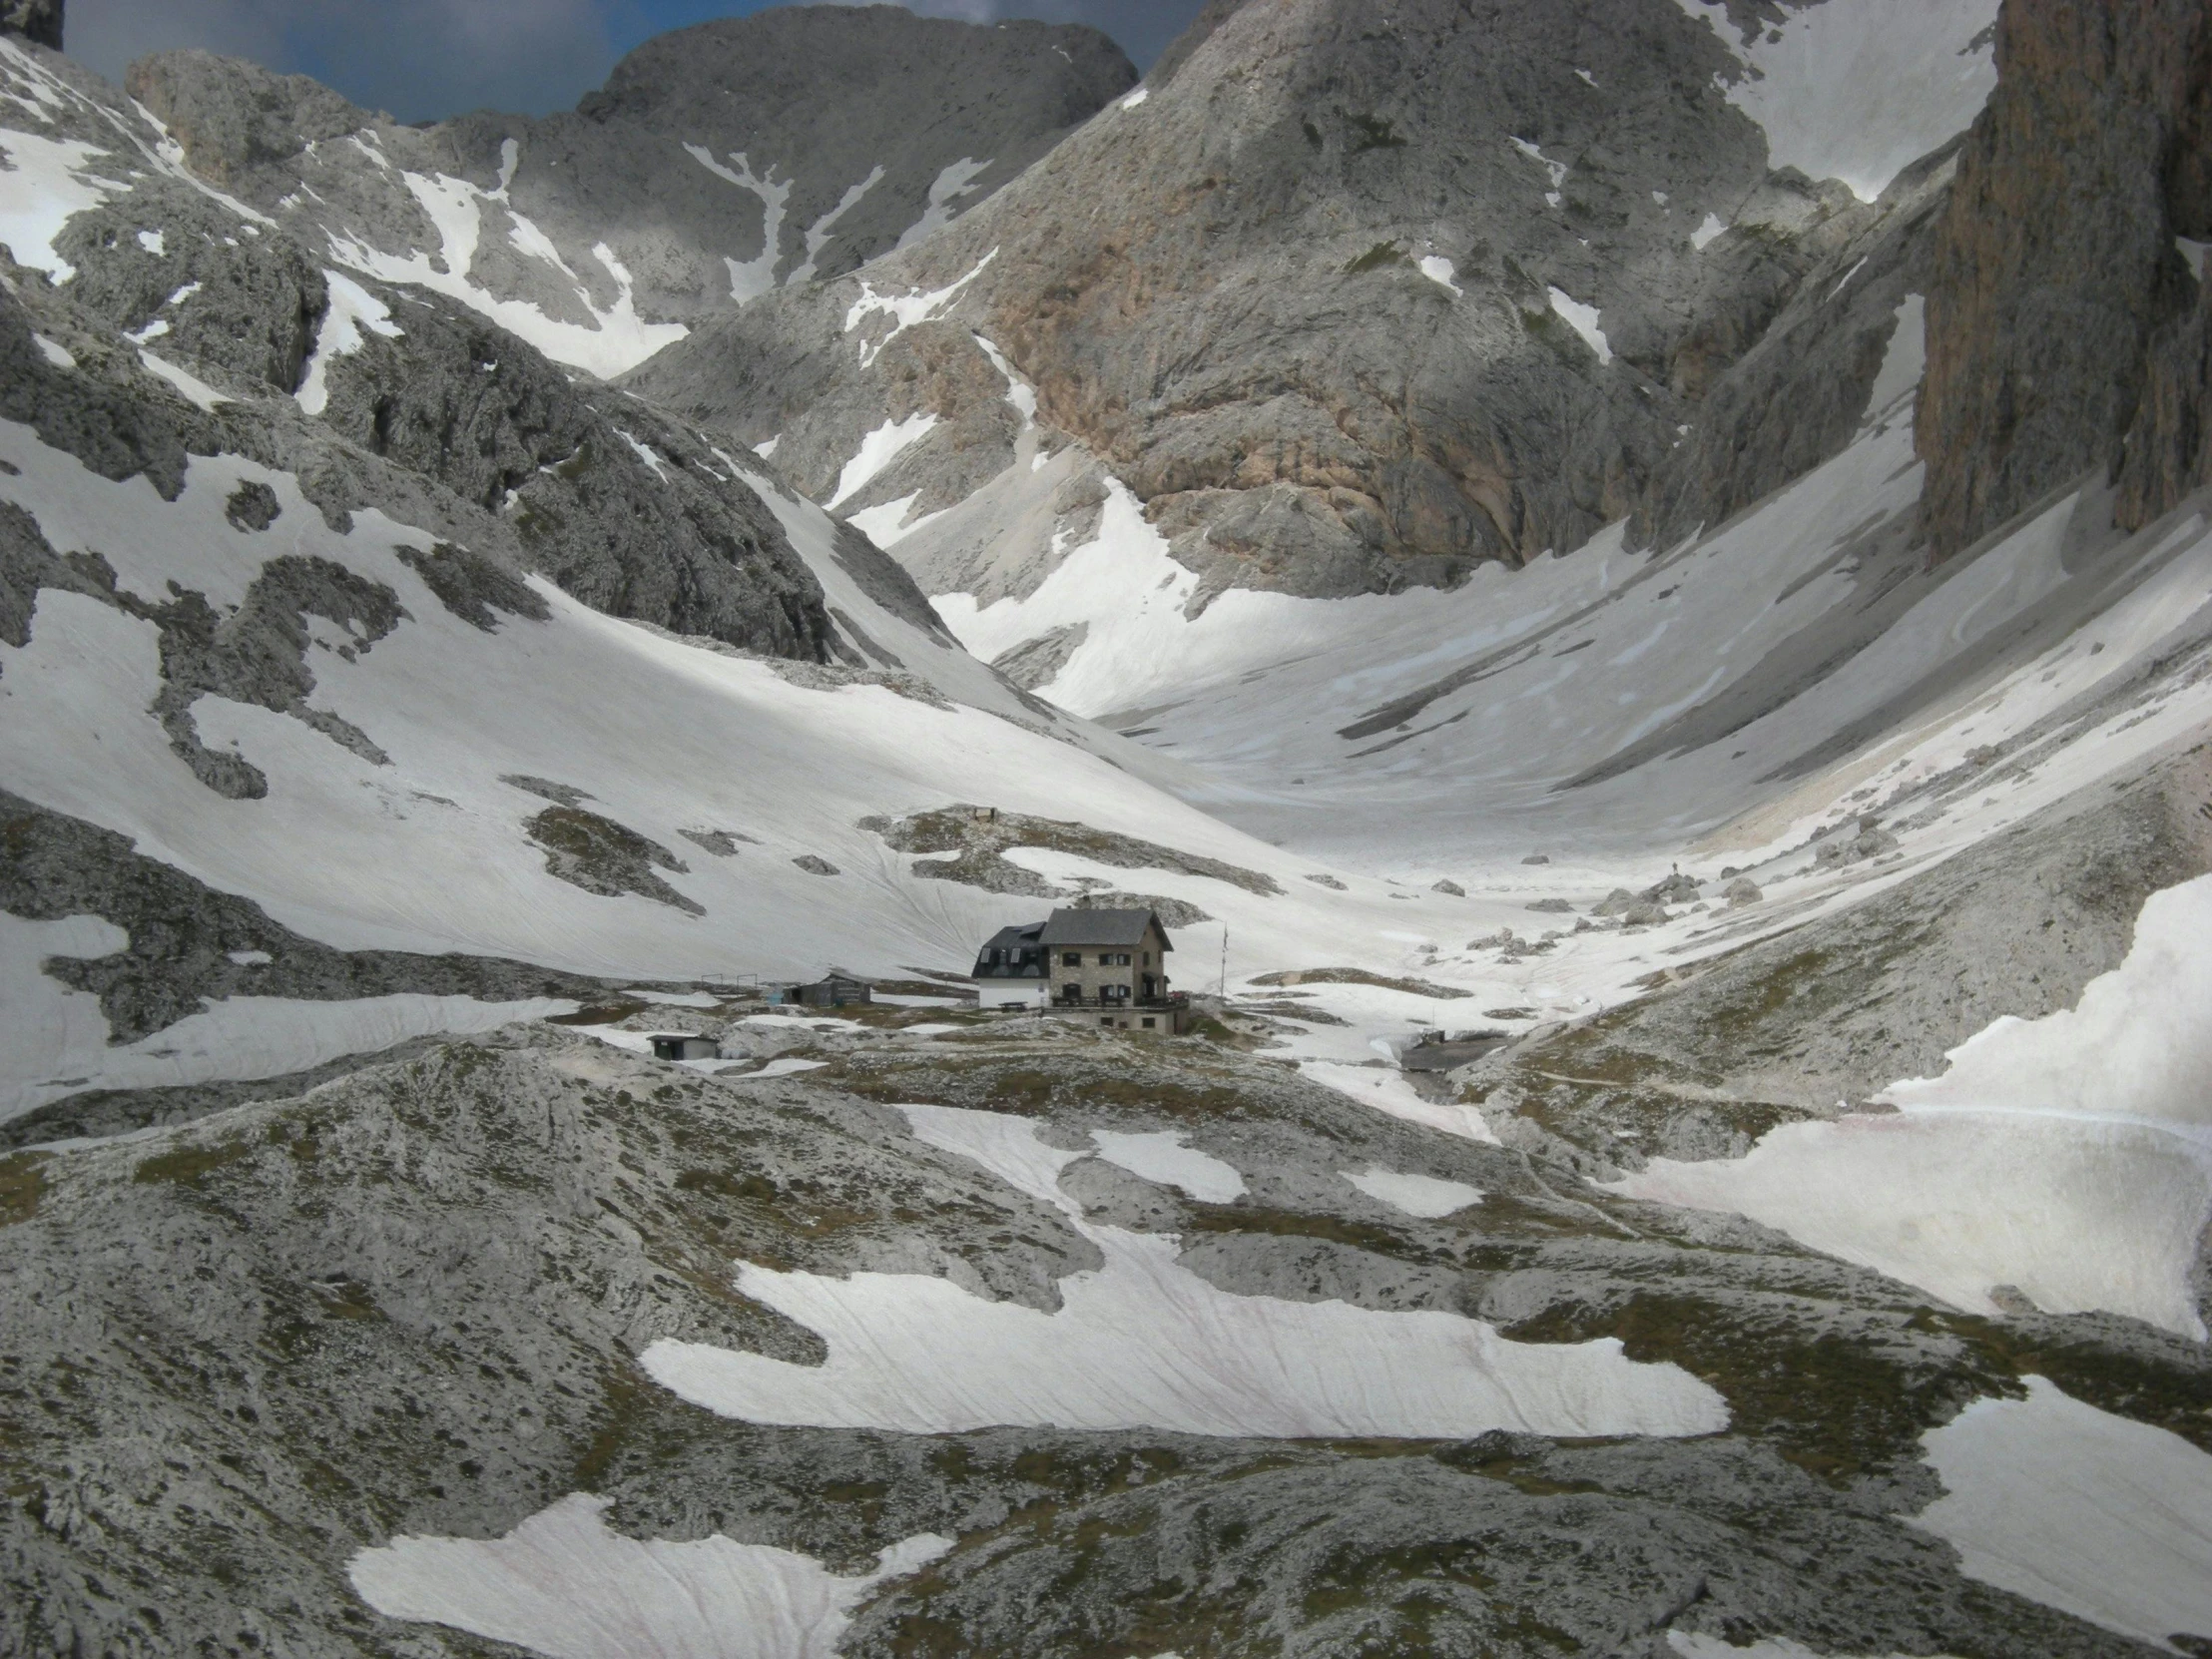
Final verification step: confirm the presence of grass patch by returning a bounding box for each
[1504,1293,2015,1478]
[1347,113,1407,153]
[0,1152,48,1226]
[1345,241,1406,275]
[132,1139,252,1188]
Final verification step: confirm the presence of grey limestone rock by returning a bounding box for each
[0,0,58,49]
[1918,0,2212,558]
[128,9,1135,344]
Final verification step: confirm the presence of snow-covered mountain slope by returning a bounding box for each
[125,9,1134,378]
[6,8,2212,1659]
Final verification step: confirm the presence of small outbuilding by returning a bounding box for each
[767,974,873,1008]
[649,1033,723,1061]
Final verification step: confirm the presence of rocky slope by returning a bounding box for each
[628,0,1998,603]
[125,7,1134,379]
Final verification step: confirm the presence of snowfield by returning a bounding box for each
[349,1493,951,1659]
[642,1105,1729,1439]
[1608,874,2212,1339]
[1912,1378,2212,1649]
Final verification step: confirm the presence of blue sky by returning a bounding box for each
[66,0,1207,124]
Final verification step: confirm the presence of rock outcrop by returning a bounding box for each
[0,0,58,49]
[1918,0,2212,557]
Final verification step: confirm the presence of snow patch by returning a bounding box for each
[1415,255,1461,295]
[295,269,402,417]
[0,128,128,280]
[1861,294,1926,425]
[787,165,884,287]
[1911,1378,2212,1650]
[1301,1061,1501,1144]
[0,906,576,1124]
[1690,213,1728,250]
[1675,0,1999,202]
[31,332,72,368]
[1343,1166,1481,1218]
[1089,1128,1246,1202]
[826,412,938,509]
[615,429,673,484]
[687,146,791,302]
[972,333,1038,424]
[136,228,164,255]
[1546,286,1612,363]
[349,1491,952,1659]
[138,350,227,409]
[894,157,992,253]
[1886,872,2212,1130]
[1607,875,2212,1339]
[1119,87,1150,110]
[644,1104,1727,1438]
[842,249,995,368]
[323,160,686,378]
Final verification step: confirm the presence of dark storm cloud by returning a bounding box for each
[60,0,1210,124]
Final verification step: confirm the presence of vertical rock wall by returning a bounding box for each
[1918,0,2212,557]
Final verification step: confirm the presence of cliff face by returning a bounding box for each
[0,0,59,49]
[1918,0,2212,557]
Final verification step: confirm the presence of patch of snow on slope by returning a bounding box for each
[895,157,992,251]
[1090,1128,1245,1202]
[687,145,792,301]
[1118,87,1150,111]
[1690,212,1728,250]
[1675,0,1999,202]
[1344,1166,1481,1218]
[296,270,402,416]
[787,164,884,286]
[1508,136,1568,206]
[972,333,1038,423]
[1547,286,1612,362]
[1911,1378,2212,1650]
[135,228,163,255]
[1300,1062,1500,1144]
[138,350,228,409]
[644,1104,1727,1437]
[843,492,938,547]
[0,127,126,279]
[1885,873,2212,1131]
[1607,875,2212,1339]
[32,332,72,368]
[934,477,1201,715]
[1416,255,1461,295]
[0,909,575,1124]
[1669,1638,1958,1659]
[324,164,686,378]
[842,249,996,368]
[350,1491,951,1659]
[1862,294,1925,424]
[826,412,938,509]
[614,429,672,484]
